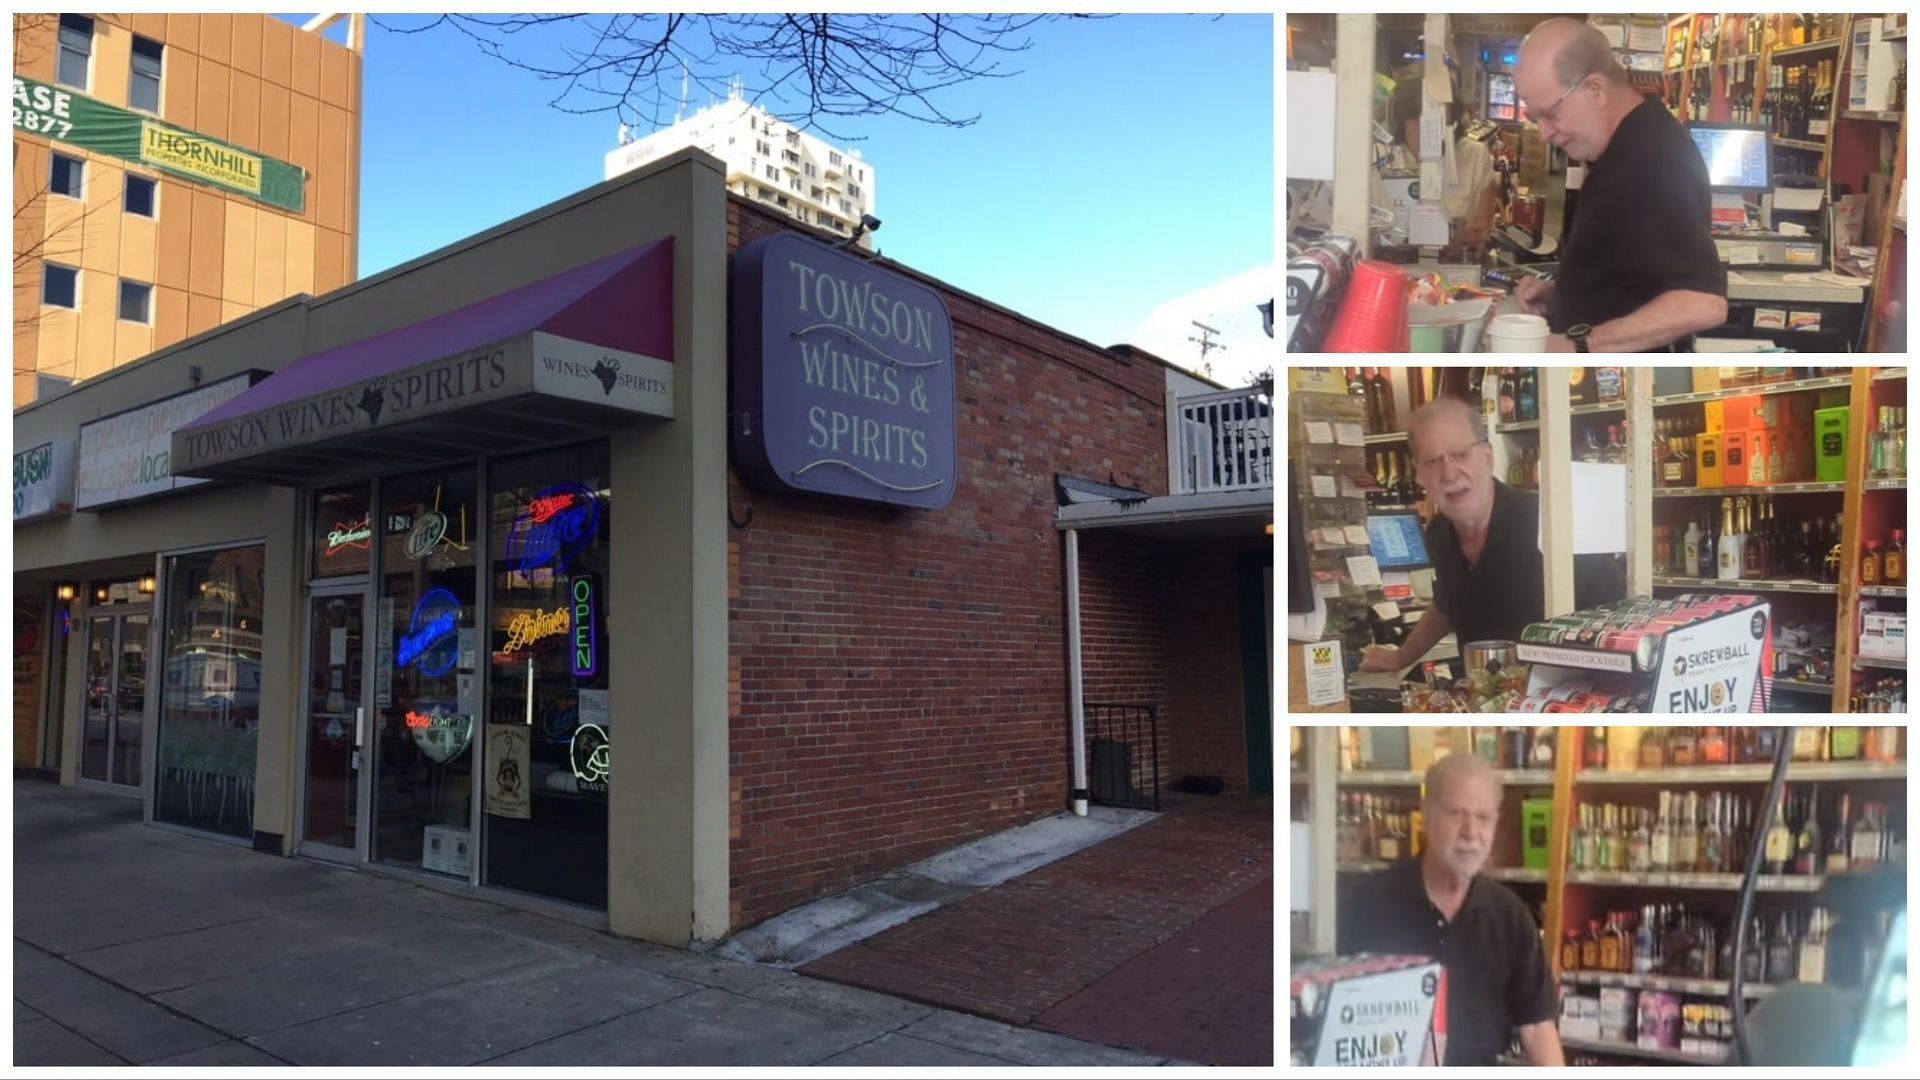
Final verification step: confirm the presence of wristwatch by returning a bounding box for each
[1567,323,1593,353]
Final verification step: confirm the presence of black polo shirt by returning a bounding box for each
[1549,95,1727,346]
[1425,479,1626,646]
[1338,859,1556,1066]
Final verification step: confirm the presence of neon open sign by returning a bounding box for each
[571,573,598,677]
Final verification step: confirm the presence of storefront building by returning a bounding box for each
[14,149,1272,944]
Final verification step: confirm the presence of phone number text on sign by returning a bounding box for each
[13,78,75,140]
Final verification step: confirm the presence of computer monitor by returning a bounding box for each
[1365,512,1431,571]
[1688,123,1772,192]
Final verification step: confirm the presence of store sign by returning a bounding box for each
[570,721,610,790]
[502,484,601,575]
[730,233,957,510]
[14,75,304,212]
[395,589,461,677]
[1651,603,1771,713]
[570,574,599,677]
[325,514,372,556]
[1314,964,1442,1067]
[14,439,76,521]
[75,373,259,510]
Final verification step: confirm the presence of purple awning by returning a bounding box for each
[173,238,673,485]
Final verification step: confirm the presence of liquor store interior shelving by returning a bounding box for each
[1290,723,1908,1067]
[1287,365,1908,714]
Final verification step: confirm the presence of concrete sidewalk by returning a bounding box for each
[10,782,1169,1067]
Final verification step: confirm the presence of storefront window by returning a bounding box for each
[313,484,373,578]
[154,545,265,837]
[484,443,611,908]
[376,468,478,877]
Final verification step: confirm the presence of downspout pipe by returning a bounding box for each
[1065,527,1088,816]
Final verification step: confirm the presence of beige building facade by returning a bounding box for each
[12,12,362,405]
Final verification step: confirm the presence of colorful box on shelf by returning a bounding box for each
[1859,612,1906,658]
[1814,406,1850,481]
[1696,432,1723,487]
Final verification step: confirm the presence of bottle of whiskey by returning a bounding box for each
[1674,792,1700,872]
[1640,727,1668,769]
[1827,792,1852,874]
[1765,787,1794,875]
[1669,727,1699,767]
[1794,785,1823,875]
[1630,807,1653,872]
[1652,791,1674,871]
[1701,792,1726,873]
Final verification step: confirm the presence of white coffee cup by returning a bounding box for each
[1487,313,1550,353]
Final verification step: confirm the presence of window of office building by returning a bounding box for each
[154,545,265,838]
[57,14,92,90]
[129,35,163,113]
[51,153,83,198]
[124,174,157,217]
[43,263,78,309]
[119,280,151,323]
[484,443,611,908]
[375,467,478,877]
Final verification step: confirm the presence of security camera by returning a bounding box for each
[860,214,881,232]
[839,213,883,250]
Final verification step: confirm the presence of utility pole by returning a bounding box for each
[1188,320,1226,379]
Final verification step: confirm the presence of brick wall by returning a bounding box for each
[726,197,1172,927]
[1075,531,1171,798]
[1164,541,1256,794]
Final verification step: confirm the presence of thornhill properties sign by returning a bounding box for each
[13,75,305,213]
[729,233,957,510]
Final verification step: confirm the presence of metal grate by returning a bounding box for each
[1084,702,1159,811]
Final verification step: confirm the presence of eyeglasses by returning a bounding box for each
[1437,807,1498,831]
[1528,78,1585,127]
[1414,441,1488,474]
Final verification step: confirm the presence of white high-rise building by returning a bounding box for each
[605,85,875,246]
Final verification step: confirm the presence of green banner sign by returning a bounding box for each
[13,75,304,213]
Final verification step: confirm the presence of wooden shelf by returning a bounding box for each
[1854,655,1906,671]
[1652,374,1853,405]
[1564,870,1827,891]
[1770,38,1843,59]
[1560,970,1779,999]
[1576,761,1906,784]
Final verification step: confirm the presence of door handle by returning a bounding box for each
[355,707,365,747]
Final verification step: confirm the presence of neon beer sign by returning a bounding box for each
[502,606,570,653]
[571,574,598,677]
[503,483,601,575]
[396,588,460,676]
[325,514,372,555]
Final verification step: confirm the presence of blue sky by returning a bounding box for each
[289,13,1274,379]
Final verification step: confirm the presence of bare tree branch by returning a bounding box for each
[368,13,1107,141]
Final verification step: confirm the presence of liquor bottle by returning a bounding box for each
[1562,930,1582,972]
[1586,726,1608,770]
[1795,518,1816,578]
[1509,451,1525,489]
[1767,431,1784,484]
[1652,791,1674,871]
[1612,804,1632,872]
[1379,806,1402,860]
[1669,727,1698,767]
[1765,787,1794,875]
[1827,793,1852,874]
[1743,917,1766,983]
[1699,726,1729,765]
[1519,368,1537,422]
[1527,445,1539,489]
[1743,500,1765,578]
[1674,792,1700,872]
[1581,920,1602,970]
[1374,367,1405,430]
[1600,424,1623,465]
[1767,910,1797,982]
[1531,726,1555,769]
[1862,540,1882,586]
[1886,530,1905,585]
[1794,785,1823,875]
[1683,516,1702,578]
[1579,428,1602,464]
[1850,802,1882,870]
[1633,905,1657,973]
[1798,908,1828,983]
[1571,805,1590,870]
[1597,913,1619,971]
[1866,725,1902,763]
[1793,726,1826,762]
[1630,807,1653,872]
[1829,725,1863,762]
[1754,725,1781,762]
[1640,727,1668,770]
[1701,508,1719,579]
[1701,793,1726,873]
[1499,368,1517,424]
[1502,726,1528,769]
[1734,725,1757,764]
[1385,452,1405,507]
[1475,726,1499,763]
[1718,498,1743,580]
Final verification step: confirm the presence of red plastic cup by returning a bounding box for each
[1323,259,1409,353]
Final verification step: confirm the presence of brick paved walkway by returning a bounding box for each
[799,796,1272,1065]
[1036,877,1272,1065]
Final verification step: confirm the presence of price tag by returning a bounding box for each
[1315,527,1347,546]
[1314,580,1342,599]
[1373,600,1402,621]
[1310,474,1337,497]
[1334,422,1365,447]
[1305,421,1334,444]
[1343,524,1371,546]
[1346,555,1382,587]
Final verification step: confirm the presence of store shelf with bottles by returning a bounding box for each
[1560,969,1778,999]
[1830,366,1909,710]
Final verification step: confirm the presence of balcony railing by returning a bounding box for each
[1173,384,1273,493]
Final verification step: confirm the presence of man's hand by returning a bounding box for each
[1358,645,1403,673]
[1513,275,1555,316]
[1545,333,1577,353]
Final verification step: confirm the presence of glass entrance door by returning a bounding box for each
[80,613,149,787]
[301,591,369,859]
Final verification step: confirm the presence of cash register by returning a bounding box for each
[1688,122,1867,349]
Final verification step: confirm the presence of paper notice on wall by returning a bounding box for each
[484,724,532,819]
[1305,421,1334,444]
[1333,422,1365,447]
[1373,600,1403,622]
[1346,555,1382,587]
[1420,110,1445,161]
[458,673,479,717]
[1410,204,1451,246]
[329,627,348,667]
[1310,474,1338,498]
[458,628,477,672]
[374,598,394,708]
[578,689,610,731]
[1342,525,1371,546]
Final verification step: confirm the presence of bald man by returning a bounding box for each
[1339,753,1565,1066]
[1509,17,1727,353]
